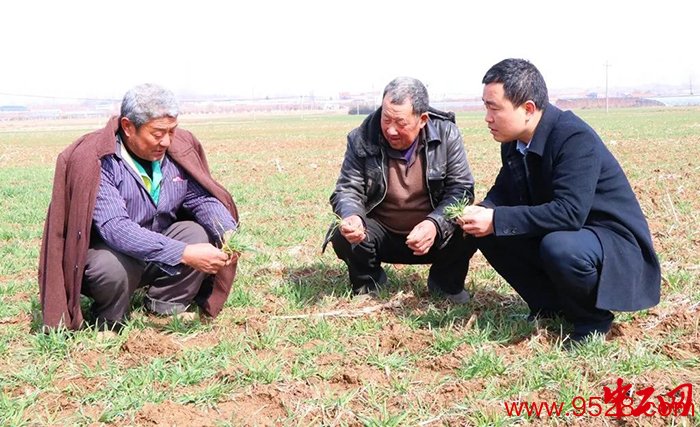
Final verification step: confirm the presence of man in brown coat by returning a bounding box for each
[39,84,239,332]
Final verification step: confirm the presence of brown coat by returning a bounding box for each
[38,117,239,330]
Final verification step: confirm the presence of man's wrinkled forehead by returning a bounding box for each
[141,116,179,131]
[382,96,416,117]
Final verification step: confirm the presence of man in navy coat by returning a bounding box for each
[458,58,660,343]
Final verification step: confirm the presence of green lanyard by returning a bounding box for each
[132,159,163,204]
[118,135,163,205]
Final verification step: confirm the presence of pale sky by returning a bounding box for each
[1,0,698,103]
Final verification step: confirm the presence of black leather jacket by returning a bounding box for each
[328,107,474,249]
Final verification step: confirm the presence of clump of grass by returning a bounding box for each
[444,197,473,221]
[221,228,255,258]
[328,212,343,235]
[216,219,255,258]
[322,212,355,253]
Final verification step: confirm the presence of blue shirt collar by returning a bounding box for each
[516,140,530,156]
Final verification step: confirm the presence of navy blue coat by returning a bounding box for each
[482,104,660,311]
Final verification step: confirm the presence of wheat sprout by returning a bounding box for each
[443,197,473,221]
[216,220,254,258]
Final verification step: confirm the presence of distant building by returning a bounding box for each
[0,105,29,112]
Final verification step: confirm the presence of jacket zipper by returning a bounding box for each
[367,148,388,213]
[424,141,436,209]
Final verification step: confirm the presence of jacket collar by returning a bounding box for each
[95,116,121,158]
[527,103,561,156]
[424,119,441,144]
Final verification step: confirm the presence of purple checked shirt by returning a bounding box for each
[92,137,237,272]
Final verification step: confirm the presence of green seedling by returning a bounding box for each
[216,219,255,258]
[444,197,474,221]
[328,212,343,235]
[221,229,255,258]
[322,212,365,253]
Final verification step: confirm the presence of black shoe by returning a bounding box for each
[570,326,612,343]
[562,320,613,350]
[351,269,387,296]
[352,282,379,296]
[562,330,609,350]
[427,281,470,304]
[526,309,563,322]
[444,290,470,304]
[92,318,125,334]
[426,277,470,304]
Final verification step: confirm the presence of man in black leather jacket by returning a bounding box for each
[325,77,476,302]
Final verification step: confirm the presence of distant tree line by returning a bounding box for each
[348,104,375,115]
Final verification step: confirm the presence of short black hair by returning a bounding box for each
[482,58,549,109]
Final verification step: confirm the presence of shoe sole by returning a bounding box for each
[445,291,470,304]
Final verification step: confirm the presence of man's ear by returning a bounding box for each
[418,112,429,129]
[120,117,136,138]
[524,100,537,117]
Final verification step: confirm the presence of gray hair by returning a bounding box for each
[382,77,429,115]
[120,83,179,128]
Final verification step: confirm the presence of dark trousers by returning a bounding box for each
[82,221,209,328]
[331,218,477,294]
[475,229,613,335]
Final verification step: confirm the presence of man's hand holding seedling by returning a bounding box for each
[406,219,437,256]
[340,215,366,244]
[181,243,231,274]
[458,205,494,238]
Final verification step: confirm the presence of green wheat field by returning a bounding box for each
[0,108,698,426]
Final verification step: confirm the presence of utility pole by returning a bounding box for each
[252,87,256,122]
[690,75,694,96]
[604,61,611,113]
